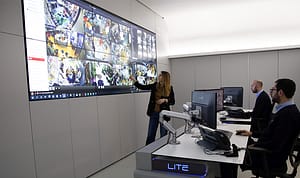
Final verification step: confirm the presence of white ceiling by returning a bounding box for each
[138,0,300,57]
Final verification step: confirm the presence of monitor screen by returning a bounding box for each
[191,91,217,129]
[223,87,243,107]
[195,88,224,111]
[22,0,157,101]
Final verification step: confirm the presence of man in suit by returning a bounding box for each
[236,80,273,138]
[222,78,300,178]
[248,78,300,171]
[221,80,273,177]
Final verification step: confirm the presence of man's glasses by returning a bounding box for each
[269,88,277,92]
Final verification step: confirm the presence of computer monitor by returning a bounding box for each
[223,87,243,107]
[191,90,217,129]
[194,88,224,111]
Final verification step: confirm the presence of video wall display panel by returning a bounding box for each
[23,0,157,100]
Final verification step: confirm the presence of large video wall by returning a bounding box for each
[23,0,157,100]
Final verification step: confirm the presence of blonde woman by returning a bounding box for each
[130,71,175,145]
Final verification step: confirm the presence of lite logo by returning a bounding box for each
[167,163,189,172]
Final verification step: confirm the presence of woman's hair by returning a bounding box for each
[159,71,171,96]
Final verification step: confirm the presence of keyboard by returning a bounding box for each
[226,109,251,119]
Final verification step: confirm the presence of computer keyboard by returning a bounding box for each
[226,109,251,119]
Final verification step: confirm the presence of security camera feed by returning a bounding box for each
[23,0,157,100]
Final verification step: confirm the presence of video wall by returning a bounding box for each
[23,0,157,100]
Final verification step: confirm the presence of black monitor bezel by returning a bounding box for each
[194,88,224,111]
[191,91,217,129]
[222,86,244,107]
[21,0,158,101]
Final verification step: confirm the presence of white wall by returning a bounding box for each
[170,49,300,128]
[0,0,169,178]
[0,1,36,177]
[2,0,300,178]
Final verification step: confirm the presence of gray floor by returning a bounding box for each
[88,153,258,178]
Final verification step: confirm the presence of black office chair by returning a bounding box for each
[288,137,300,178]
[247,137,300,178]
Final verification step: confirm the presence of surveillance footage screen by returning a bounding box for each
[23,0,157,101]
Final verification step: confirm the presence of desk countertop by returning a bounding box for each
[153,124,250,164]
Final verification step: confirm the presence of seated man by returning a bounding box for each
[236,80,273,138]
[244,78,300,172]
[221,78,300,178]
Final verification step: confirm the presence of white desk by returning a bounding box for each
[134,124,250,178]
[153,124,249,164]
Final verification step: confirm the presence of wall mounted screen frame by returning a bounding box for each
[22,0,157,101]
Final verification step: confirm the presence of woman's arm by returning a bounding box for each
[130,75,155,90]
[133,81,156,90]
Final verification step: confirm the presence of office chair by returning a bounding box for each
[288,137,300,178]
[247,137,300,178]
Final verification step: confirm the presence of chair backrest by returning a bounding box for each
[288,137,300,178]
[250,136,300,178]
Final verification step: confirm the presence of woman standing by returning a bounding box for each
[130,71,175,145]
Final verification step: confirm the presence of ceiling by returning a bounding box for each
[137,0,300,57]
[138,0,267,39]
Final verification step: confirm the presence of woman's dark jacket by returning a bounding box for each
[133,81,175,116]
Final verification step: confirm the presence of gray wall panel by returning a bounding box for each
[248,51,278,108]
[158,63,170,74]
[221,53,249,107]
[171,58,195,111]
[279,49,300,107]
[0,33,35,178]
[97,95,121,167]
[0,0,23,36]
[195,55,221,90]
[171,58,195,128]
[119,94,137,156]
[69,97,101,178]
[131,0,156,32]
[134,92,151,148]
[30,100,74,178]
[170,49,300,115]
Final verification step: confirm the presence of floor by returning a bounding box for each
[89,153,136,178]
[88,152,260,178]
